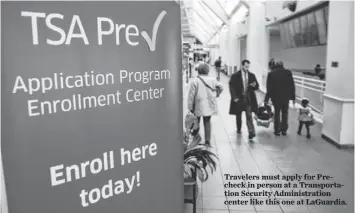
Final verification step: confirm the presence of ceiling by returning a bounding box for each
[178,0,246,44]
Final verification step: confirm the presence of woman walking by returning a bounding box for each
[187,63,223,146]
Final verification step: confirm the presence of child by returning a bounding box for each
[297,98,314,139]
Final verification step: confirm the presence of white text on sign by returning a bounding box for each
[21,10,167,51]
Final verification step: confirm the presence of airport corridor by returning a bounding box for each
[183,67,354,213]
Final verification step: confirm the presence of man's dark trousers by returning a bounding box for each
[216,67,221,80]
[274,101,289,134]
[236,96,255,134]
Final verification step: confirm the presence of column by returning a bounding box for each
[235,36,241,71]
[226,25,233,75]
[220,29,228,69]
[227,21,239,75]
[234,22,243,69]
[322,1,354,147]
[246,1,268,92]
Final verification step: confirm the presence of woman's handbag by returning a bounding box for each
[185,112,199,132]
[185,111,200,137]
[186,89,199,136]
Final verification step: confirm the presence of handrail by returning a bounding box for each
[294,75,325,83]
[294,80,325,90]
[294,79,324,85]
[296,84,325,93]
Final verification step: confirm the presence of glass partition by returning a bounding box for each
[306,12,319,45]
[315,9,327,44]
[279,4,329,48]
[288,20,296,47]
[293,18,301,46]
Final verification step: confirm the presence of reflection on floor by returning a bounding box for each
[183,66,354,213]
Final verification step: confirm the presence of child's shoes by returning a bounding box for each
[297,131,311,139]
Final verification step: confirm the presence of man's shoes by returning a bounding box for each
[282,132,287,136]
[237,129,242,134]
[205,141,211,146]
[274,132,280,136]
[306,134,311,139]
[297,131,301,135]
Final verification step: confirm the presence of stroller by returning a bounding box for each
[254,103,274,128]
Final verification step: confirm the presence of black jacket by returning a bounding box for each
[265,67,295,105]
[214,59,222,68]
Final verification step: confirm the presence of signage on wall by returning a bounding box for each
[1,2,183,213]
[331,61,339,68]
[205,44,219,49]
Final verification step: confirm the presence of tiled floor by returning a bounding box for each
[183,67,354,213]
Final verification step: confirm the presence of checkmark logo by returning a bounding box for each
[141,10,167,52]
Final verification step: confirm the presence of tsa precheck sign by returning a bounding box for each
[20,10,167,51]
[1,2,183,213]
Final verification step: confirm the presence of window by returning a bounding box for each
[299,16,308,46]
[288,20,296,47]
[279,24,287,47]
[278,4,329,48]
[293,18,301,46]
[306,12,319,45]
[315,9,327,44]
[283,23,292,48]
[323,6,329,32]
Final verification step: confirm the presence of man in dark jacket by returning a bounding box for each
[264,61,295,136]
[229,60,259,140]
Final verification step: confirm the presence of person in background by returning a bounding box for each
[297,98,314,139]
[195,58,204,72]
[315,64,326,80]
[314,64,322,75]
[268,58,276,71]
[229,60,259,140]
[314,64,325,81]
[188,64,223,146]
[206,56,210,64]
[318,70,325,80]
[188,58,194,78]
[264,60,295,136]
[214,56,222,81]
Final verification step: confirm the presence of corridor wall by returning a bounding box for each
[246,1,268,92]
[219,29,229,67]
[269,34,283,60]
[239,37,247,65]
[279,46,327,71]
